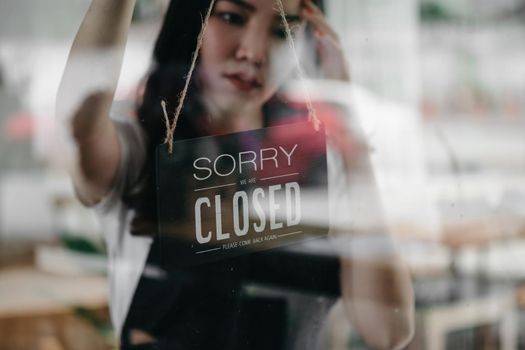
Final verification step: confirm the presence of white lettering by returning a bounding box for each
[252,188,266,233]
[279,144,298,166]
[260,148,279,170]
[195,197,211,243]
[285,182,301,226]
[215,195,230,240]
[193,157,213,181]
[268,184,283,230]
[233,191,249,236]
[194,182,303,244]
[214,154,236,177]
[238,151,257,174]
[193,145,301,180]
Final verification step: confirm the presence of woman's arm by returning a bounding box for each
[336,151,415,350]
[56,0,136,205]
[301,2,415,346]
[340,236,415,350]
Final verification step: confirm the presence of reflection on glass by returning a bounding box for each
[54,0,414,349]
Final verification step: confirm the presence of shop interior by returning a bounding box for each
[1,0,525,348]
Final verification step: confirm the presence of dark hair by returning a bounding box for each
[126,0,321,236]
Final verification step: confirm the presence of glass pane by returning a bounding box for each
[2,0,524,349]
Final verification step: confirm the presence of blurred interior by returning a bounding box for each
[1,0,525,348]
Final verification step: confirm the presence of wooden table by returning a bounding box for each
[0,267,112,350]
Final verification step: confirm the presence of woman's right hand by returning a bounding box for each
[301,0,350,82]
[56,0,136,205]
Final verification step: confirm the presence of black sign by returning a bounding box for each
[156,122,329,267]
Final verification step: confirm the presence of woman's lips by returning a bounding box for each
[224,74,262,92]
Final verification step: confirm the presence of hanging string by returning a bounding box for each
[274,0,320,131]
[161,99,171,140]
[162,0,320,154]
[163,0,217,154]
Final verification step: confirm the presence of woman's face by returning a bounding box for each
[197,0,304,118]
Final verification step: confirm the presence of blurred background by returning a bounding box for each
[1,0,525,349]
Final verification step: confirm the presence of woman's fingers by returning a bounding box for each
[315,33,351,81]
[301,0,337,39]
[300,0,350,81]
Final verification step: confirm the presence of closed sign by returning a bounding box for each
[157,122,329,267]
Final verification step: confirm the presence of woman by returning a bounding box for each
[57,0,414,349]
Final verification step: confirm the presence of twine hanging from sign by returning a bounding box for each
[161,0,217,154]
[273,0,320,131]
[162,0,320,154]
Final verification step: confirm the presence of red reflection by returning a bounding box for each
[5,111,34,140]
[261,101,361,183]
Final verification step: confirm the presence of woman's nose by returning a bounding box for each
[235,28,269,67]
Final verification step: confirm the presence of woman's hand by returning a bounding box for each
[301,0,350,82]
[56,0,136,206]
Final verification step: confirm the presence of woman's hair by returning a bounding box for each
[126,0,321,236]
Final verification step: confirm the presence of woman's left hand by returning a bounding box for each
[301,0,350,82]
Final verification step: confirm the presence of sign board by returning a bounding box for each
[156,122,329,267]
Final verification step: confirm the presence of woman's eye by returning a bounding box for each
[217,12,246,26]
[272,23,302,40]
[272,28,288,40]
